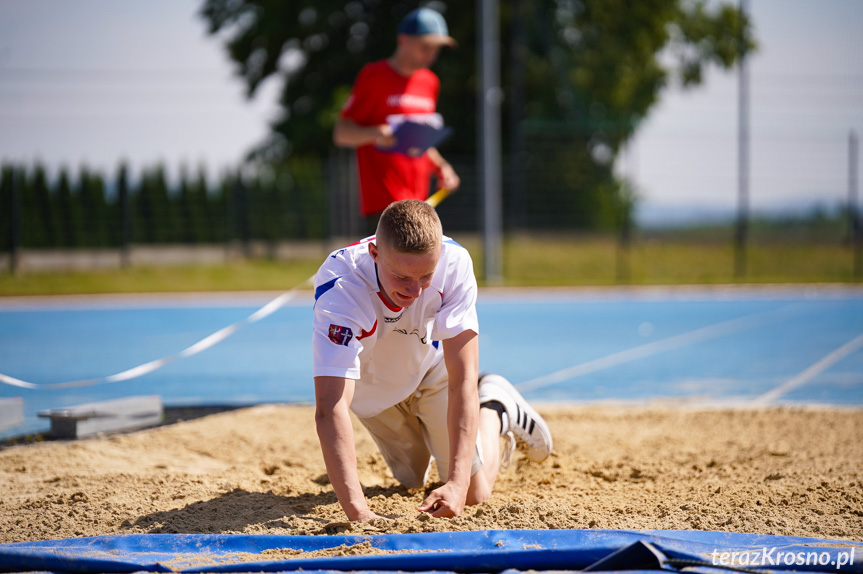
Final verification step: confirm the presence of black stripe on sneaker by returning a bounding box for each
[528,418,536,435]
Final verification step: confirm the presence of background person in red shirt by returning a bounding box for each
[333,8,461,220]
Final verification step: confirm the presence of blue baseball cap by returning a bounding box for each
[397,8,457,46]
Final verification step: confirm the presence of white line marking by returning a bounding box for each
[515,304,803,393]
[0,279,313,390]
[754,332,863,404]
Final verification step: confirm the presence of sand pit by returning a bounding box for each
[1,403,861,544]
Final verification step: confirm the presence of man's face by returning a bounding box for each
[369,241,440,308]
[399,35,444,71]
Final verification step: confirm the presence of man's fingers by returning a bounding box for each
[418,494,440,513]
[430,502,457,518]
[419,494,460,518]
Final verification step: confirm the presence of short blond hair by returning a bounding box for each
[376,200,442,254]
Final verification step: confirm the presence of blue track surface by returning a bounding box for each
[2,289,862,574]
[1,529,861,573]
[1,287,862,438]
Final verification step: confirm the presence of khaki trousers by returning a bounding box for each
[358,359,484,488]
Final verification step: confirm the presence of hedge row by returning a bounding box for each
[0,160,329,250]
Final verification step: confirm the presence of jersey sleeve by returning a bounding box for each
[312,266,375,380]
[340,64,375,125]
[431,243,479,341]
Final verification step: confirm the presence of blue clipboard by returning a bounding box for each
[377,121,453,157]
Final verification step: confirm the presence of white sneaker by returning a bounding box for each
[478,374,553,462]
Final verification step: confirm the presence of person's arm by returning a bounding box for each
[426,147,461,192]
[418,329,479,517]
[314,376,380,521]
[333,117,396,149]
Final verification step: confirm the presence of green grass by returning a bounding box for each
[498,234,861,286]
[0,234,860,297]
[0,260,322,297]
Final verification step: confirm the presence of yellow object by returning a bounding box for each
[426,188,451,208]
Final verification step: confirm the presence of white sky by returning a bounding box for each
[0,0,861,223]
[0,0,281,183]
[626,0,863,221]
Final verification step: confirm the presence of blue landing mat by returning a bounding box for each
[0,529,861,574]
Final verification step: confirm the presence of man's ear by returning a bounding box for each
[368,242,379,262]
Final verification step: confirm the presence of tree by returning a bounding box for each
[200,0,755,229]
[23,163,55,247]
[77,166,109,247]
[179,164,209,243]
[135,164,174,243]
[56,167,81,247]
[193,166,219,243]
[115,162,132,251]
[0,165,14,252]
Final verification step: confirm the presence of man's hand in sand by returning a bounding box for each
[354,509,385,522]
[418,482,467,518]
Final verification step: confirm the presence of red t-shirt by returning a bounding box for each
[340,60,440,216]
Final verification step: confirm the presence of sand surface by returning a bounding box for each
[2,403,862,545]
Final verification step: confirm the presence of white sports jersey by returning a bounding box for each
[312,235,479,418]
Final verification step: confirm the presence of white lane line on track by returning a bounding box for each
[0,288,309,390]
[754,332,863,405]
[514,303,804,394]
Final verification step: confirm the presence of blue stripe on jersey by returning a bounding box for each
[315,277,339,303]
[444,238,462,248]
